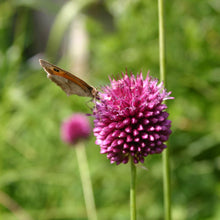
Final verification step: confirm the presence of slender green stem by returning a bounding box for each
[158,0,166,83]
[130,160,136,220]
[162,145,171,220]
[76,143,97,220]
[158,0,171,220]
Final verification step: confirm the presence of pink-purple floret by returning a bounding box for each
[93,72,173,165]
[61,114,91,145]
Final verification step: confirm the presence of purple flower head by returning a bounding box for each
[93,72,174,165]
[61,114,91,145]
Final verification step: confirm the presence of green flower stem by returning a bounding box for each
[130,160,136,220]
[158,0,171,220]
[76,143,97,220]
[162,144,171,220]
[158,0,166,83]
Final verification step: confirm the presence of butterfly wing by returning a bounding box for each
[39,59,96,98]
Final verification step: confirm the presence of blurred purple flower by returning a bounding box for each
[93,72,174,165]
[61,114,91,145]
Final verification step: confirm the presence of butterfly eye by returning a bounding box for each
[53,68,60,72]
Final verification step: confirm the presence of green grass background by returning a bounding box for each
[0,0,219,219]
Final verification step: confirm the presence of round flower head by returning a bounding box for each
[61,114,91,145]
[93,72,173,165]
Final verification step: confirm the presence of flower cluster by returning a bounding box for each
[93,72,173,165]
[61,114,91,145]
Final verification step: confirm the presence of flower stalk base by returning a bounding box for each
[130,160,136,220]
[76,143,97,220]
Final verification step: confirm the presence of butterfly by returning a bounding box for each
[39,59,99,99]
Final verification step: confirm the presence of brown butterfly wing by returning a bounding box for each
[47,74,91,97]
[39,59,95,98]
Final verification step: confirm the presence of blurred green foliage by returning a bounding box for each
[0,0,220,219]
